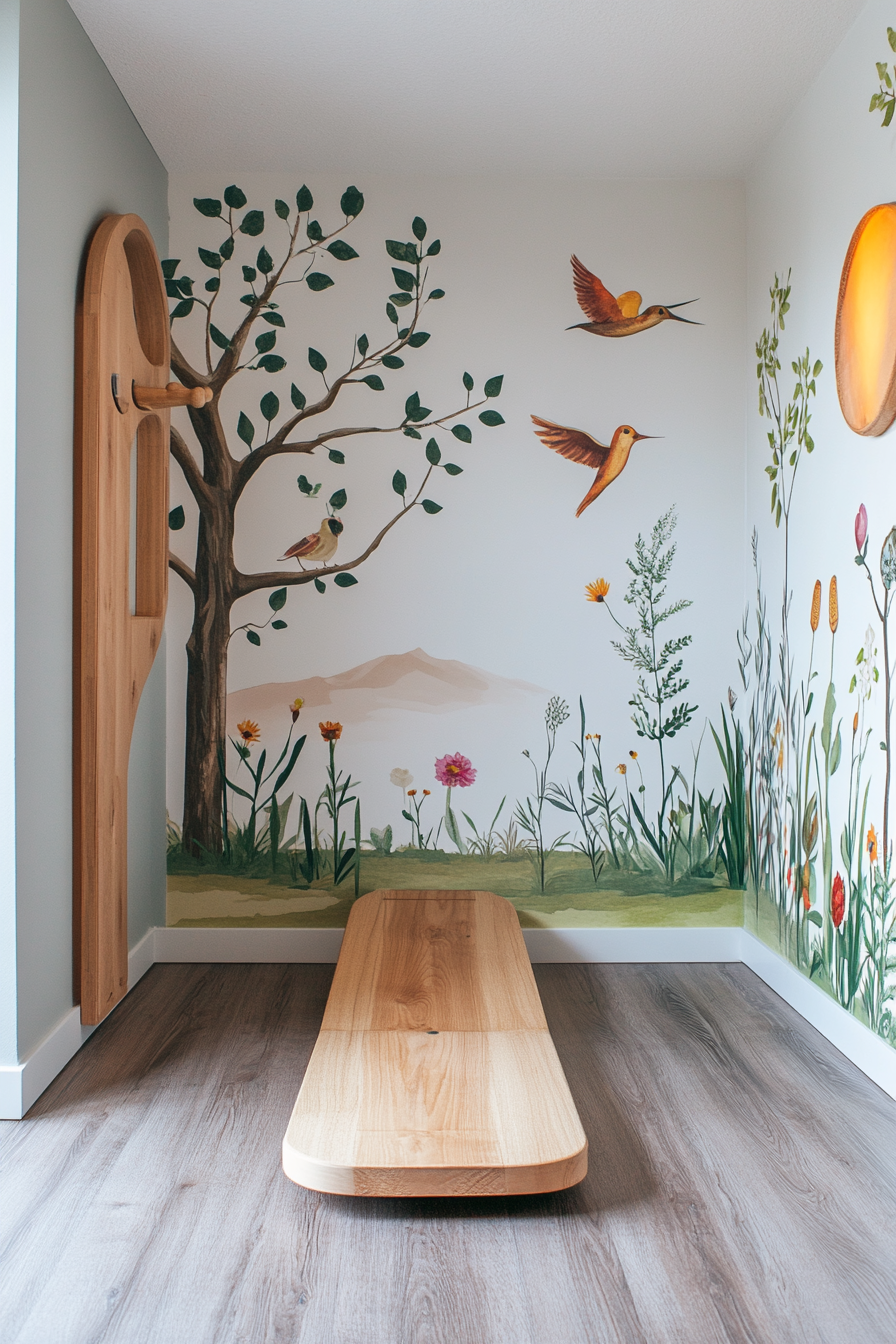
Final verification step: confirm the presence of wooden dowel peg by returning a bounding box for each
[133,381,213,410]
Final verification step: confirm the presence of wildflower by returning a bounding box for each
[831,873,845,929]
[802,861,811,911]
[828,577,839,634]
[319,721,342,741]
[853,711,859,737]
[236,719,261,745]
[882,528,896,590]
[616,764,627,775]
[423,789,431,796]
[629,750,638,759]
[867,825,878,864]
[855,504,868,553]
[585,578,610,603]
[290,697,304,723]
[810,580,821,632]
[390,767,413,789]
[407,789,417,797]
[435,752,477,788]
[802,886,811,913]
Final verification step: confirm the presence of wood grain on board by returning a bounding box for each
[282,890,588,1195]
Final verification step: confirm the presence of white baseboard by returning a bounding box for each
[0,927,156,1120]
[4,923,894,1116]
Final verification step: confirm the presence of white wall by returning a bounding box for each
[10,0,167,1064]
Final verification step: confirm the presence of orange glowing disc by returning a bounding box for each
[836,202,896,436]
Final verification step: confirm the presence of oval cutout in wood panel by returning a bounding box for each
[836,202,896,436]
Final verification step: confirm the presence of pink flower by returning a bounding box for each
[855,503,868,554]
[434,752,477,788]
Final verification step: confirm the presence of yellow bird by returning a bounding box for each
[568,255,699,337]
[279,517,343,565]
[531,417,659,516]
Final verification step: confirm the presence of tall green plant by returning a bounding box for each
[711,709,747,889]
[516,697,570,892]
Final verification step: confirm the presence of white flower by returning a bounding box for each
[857,658,873,698]
[864,624,876,663]
[390,768,413,789]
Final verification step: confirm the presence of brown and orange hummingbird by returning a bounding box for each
[567,255,699,337]
[531,416,660,516]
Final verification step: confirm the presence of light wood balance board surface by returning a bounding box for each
[282,890,588,1196]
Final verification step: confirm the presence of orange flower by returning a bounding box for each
[407,789,417,797]
[802,887,811,913]
[629,750,638,760]
[423,788,431,796]
[867,825,878,864]
[585,578,610,603]
[853,711,859,737]
[831,873,845,929]
[810,580,821,633]
[319,721,342,741]
[236,719,260,744]
[616,763,627,775]
[829,576,839,634]
[290,697,304,723]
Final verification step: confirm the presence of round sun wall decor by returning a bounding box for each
[836,202,896,436]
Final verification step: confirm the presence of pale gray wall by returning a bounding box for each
[14,0,167,1060]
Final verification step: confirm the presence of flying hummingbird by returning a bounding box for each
[567,255,699,337]
[531,417,659,516]
[279,517,343,565]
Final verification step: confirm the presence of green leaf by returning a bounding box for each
[224,184,247,209]
[219,236,234,261]
[272,620,287,630]
[390,292,414,306]
[260,391,280,421]
[240,295,255,305]
[210,324,231,350]
[314,577,326,593]
[257,354,286,373]
[428,288,445,300]
[204,277,220,292]
[340,185,364,217]
[386,239,417,263]
[327,449,345,464]
[479,410,505,427]
[362,374,384,391]
[404,427,422,439]
[170,298,194,319]
[242,265,257,283]
[334,572,358,587]
[308,347,328,373]
[329,487,347,510]
[425,439,441,465]
[257,246,274,274]
[269,587,287,611]
[198,247,222,269]
[240,210,265,236]
[263,312,285,327]
[405,392,431,422]
[407,332,430,348]
[421,499,443,514]
[306,219,323,242]
[327,239,359,261]
[357,334,369,357]
[386,303,399,325]
[451,424,472,443]
[246,630,261,646]
[297,475,314,495]
[296,184,314,211]
[382,355,404,369]
[168,505,185,530]
[161,258,180,278]
[291,384,306,410]
[412,216,427,240]
[237,412,255,447]
[806,910,823,927]
[484,374,504,397]
[306,272,334,291]
[274,198,290,219]
[392,267,416,292]
[392,469,407,497]
[426,239,441,256]
[164,278,182,297]
[255,330,277,353]
[462,371,474,391]
[194,197,222,217]
[443,462,463,476]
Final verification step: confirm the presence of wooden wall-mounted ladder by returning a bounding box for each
[74,213,210,1025]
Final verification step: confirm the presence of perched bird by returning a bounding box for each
[568,255,699,337]
[531,417,658,516]
[279,517,343,565]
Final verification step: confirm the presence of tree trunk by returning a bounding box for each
[181,489,235,855]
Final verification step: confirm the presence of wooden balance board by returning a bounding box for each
[282,889,588,1197]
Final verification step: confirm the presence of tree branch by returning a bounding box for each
[169,336,205,388]
[169,426,212,509]
[169,551,197,591]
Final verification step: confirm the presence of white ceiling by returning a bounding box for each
[69,0,867,177]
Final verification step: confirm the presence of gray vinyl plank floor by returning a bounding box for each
[1,961,893,1344]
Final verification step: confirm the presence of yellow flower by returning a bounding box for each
[629,750,638,759]
[853,711,859,737]
[810,580,821,633]
[319,721,343,742]
[829,576,839,634]
[236,719,260,744]
[867,825,878,864]
[616,763,627,775]
[290,697,304,723]
[585,578,610,603]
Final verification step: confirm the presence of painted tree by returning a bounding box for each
[165,184,504,853]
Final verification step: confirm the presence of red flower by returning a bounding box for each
[855,503,868,554]
[434,752,476,788]
[319,721,342,742]
[831,873,845,929]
